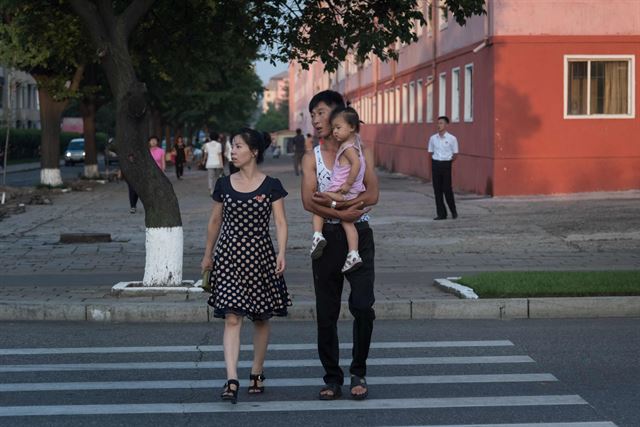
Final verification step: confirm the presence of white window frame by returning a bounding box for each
[564,54,635,119]
[451,67,460,122]
[426,81,434,123]
[409,81,416,123]
[464,63,474,122]
[438,72,447,117]
[416,79,423,123]
[402,84,409,123]
[395,86,401,124]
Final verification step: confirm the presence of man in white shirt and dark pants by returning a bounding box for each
[427,116,458,220]
[202,132,224,196]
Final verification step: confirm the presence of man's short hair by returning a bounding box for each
[309,90,346,113]
[437,116,450,124]
[210,132,219,141]
[295,128,302,134]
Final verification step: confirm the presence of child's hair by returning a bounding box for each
[231,128,272,164]
[330,106,361,133]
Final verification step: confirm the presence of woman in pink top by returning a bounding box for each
[149,136,166,172]
[310,107,366,273]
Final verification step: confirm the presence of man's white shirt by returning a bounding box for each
[203,141,222,168]
[428,132,458,161]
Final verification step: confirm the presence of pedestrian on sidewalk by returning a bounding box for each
[428,116,458,220]
[201,128,291,404]
[292,128,305,176]
[309,106,366,274]
[202,133,223,195]
[301,90,379,401]
[174,136,186,179]
[149,135,166,172]
[127,135,165,214]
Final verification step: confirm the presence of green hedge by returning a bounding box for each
[0,128,109,160]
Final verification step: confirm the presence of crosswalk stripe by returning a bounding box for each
[0,395,587,417]
[0,373,558,392]
[0,355,534,373]
[381,422,617,427]
[0,340,514,355]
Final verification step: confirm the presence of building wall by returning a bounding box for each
[491,36,640,195]
[0,67,40,129]
[288,0,640,195]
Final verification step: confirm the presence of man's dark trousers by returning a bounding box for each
[432,159,457,218]
[312,222,375,385]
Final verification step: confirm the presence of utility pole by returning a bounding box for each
[2,67,12,192]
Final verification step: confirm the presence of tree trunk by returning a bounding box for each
[36,80,67,187]
[69,0,182,286]
[80,96,99,178]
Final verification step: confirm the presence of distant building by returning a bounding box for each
[289,0,640,196]
[0,66,41,129]
[262,70,289,113]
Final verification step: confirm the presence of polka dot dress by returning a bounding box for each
[207,175,292,321]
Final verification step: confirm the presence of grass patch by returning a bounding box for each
[457,271,640,298]
[6,158,39,165]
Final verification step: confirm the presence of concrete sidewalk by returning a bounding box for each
[1,154,640,322]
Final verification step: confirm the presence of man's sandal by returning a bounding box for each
[350,375,368,400]
[318,383,342,400]
[248,372,265,394]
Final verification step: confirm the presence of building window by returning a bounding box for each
[565,55,634,118]
[439,5,448,30]
[377,92,383,124]
[416,79,423,123]
[464,64,474,122]
[395,86,401,124]
[451,68,460,122]
[438,72,446,116]
[426,82,434,123]
[409,81,416,123]
[402,84,408,124]
[387,89,392,124]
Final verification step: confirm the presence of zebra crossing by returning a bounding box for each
[0,339,618,426]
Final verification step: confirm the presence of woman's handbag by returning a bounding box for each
[201,269,215,294]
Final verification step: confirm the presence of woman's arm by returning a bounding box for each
[200,202,223,271]
[272,198,288,275]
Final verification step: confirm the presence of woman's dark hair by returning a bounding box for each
[308,90,346,113]
[232,128,272,164]
[329,106,362,132]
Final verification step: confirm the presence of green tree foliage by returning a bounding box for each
[255,102,289,133]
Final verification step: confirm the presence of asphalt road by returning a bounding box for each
[0,319,637,427]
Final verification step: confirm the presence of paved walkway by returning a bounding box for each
[1,154,640,320]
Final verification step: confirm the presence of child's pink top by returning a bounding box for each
[326,137,366,200]
[150,147,165,170]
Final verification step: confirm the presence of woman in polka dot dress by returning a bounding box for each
[201,128,291,404]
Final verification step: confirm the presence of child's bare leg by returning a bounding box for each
[342,221,359,253]
[322,191,344,201]
[312,214,324,233]
[341,221,363,273]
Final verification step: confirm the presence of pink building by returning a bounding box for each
[289,0,639,195]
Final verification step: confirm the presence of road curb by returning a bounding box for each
[1,296,639,322]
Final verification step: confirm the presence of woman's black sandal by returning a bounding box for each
[248,372,266,394]
[350,375,368,400]
[319,383,342,400]
[221,379,239,404]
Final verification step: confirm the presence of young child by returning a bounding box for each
[310,106,366,273]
